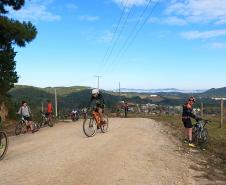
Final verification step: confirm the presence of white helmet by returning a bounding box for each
[92,88,99,95]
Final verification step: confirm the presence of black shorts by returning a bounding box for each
[182,118,192,128]
[23,116,32,122]
[45,112,52,117]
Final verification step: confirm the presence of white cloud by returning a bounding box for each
[66,3,78,10]
[149,16,187,26]
[112,0,148,7]
[164,16,187,25]
[99,31,114,43]
[79,15,99,22]
[8,0,61,22]
[166,0,226,25]
[181,29,226,40]
[212,42,226,49]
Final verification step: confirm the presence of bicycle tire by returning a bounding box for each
[47,118,54,127]
[83,118,97,137]
[100,115,109,133]
[33,122,40,131]
[199,128,208,148]
[0,131,8,160]
[15,122,22,135]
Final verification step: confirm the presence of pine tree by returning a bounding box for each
[0,0,37,96]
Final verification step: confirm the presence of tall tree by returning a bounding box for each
[0,0,37,96]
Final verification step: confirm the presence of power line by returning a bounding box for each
[105,0,160,74]
[100,5,134,75]
[120,1,160,59]
[96,0,129,73]
[102,0,154,74]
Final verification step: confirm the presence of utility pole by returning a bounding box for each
[119,82,121,101]
[95,75,102,89]
[213,98,225,128]
[55,88,58,117]
[41,102,44,113]
[201,102,204,118]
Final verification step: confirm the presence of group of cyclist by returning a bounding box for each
[16,89,200,147]
[17,100,53,133]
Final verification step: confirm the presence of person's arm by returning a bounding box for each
[88,96,93,108]
[187,108,199,120]
[28,106,32,116]
[99,94,105,106]
[18,107,22,115]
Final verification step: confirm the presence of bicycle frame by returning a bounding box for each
[92,111,101,124]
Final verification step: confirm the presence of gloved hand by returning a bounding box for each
[196,117,201,122]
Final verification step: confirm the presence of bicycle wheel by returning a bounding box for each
[47,118,54,127]
[83,118,97,137]
[33,122,40,131]
[192,127,198,143]
[0,131,8,160]
[100,115,109,133]
[199,128,208,148]
[15,122,22,135]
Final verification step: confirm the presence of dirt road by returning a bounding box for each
[1,118,225,185]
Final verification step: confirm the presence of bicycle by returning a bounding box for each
[0,130,8,160]
[38,112,54,128]
[15,116,39,135]
[83,108,109,137]
[192,119,210,149]
[71,112,79,122]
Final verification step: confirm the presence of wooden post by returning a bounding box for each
[55,88,58,117]
[220,99,224,128]
[201,102,204,118]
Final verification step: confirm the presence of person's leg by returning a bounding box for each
[0,132,2,146]
[29,121,33,131]
[188,128,193,142]
[98,108,103,122]
[183,128,189,143]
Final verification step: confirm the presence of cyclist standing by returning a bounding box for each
[46,100,53,121]
[182,97,200,147]
[18,101,35,133]
[88,89,105,124]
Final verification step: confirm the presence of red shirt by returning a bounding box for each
[47,103,53,113]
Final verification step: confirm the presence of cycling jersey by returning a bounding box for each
[89,93,105,108]
[47,103,53,113]
[182,103,197,120]
[18,105,31,117]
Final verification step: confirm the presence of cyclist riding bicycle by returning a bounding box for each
[182,96,200,147]
[71,109,79,120]
[18,100,36,133]
[88,89,105,126]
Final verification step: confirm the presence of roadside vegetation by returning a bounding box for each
[149,114,226,174]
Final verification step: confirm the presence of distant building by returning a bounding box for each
[150,95,158,97]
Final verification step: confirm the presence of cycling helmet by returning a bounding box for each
[188,96,196,103]
[92,88,99,95]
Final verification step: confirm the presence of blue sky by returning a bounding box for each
[8,0,226,90]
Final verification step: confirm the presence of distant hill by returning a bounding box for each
[201,87,226,97]
[43,86,90,96]
[7,85,153,118]
[118,88,206,94]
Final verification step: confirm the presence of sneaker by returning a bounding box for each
[184,139,189,144]
[188,143,196,148]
